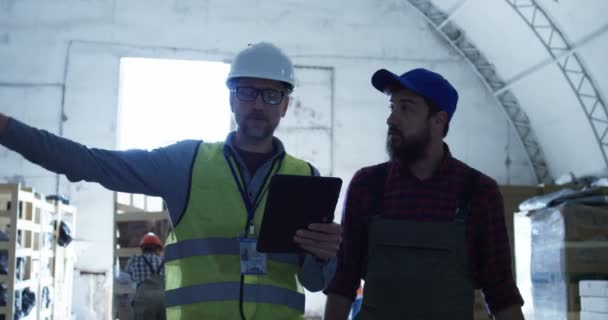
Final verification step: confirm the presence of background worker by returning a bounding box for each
[127,232,165,320]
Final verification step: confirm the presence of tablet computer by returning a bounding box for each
[257,174,342,253]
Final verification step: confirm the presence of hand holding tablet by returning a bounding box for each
[293,222,343,260]
[257,174,343,256]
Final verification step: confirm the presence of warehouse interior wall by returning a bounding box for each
[4,0,592,317]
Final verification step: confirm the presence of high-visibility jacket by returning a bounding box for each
[163,142,312,320]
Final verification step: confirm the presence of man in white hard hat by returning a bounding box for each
[0,42,342,320]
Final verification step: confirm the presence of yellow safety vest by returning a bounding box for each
[164,142,312,320]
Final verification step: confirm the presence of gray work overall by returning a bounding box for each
[356,165,478,320]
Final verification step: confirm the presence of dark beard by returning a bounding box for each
[386,125,431,165]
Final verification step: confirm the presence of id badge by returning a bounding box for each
[239,237,267,275]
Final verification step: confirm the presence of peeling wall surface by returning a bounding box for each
[2,0,589,317]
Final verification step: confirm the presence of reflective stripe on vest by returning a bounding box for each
[165,282,305,312]
[164,237,300,266]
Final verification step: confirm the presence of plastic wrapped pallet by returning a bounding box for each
[515,204,608,320]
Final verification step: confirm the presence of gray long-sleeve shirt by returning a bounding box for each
[0,118,335,291]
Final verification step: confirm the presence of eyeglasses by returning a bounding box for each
[231,86,286,105]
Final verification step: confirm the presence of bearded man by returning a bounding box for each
[323,68,525,320]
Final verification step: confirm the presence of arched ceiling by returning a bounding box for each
[407,0,608,183]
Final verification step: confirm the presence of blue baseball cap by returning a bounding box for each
[371,68,459,121]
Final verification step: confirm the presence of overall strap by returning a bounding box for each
[142,255,161,275]
[453,169,480,223]
[371,163,389,216]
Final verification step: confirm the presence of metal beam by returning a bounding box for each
[505,0,608,168]
[438,0,472,30]
[406,0,551,183]
[497,22,608,96]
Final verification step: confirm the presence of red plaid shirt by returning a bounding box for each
[325,145,523,314]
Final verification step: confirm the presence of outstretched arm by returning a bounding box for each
[0,114,198,201]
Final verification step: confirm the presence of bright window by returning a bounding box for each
[117,58,231,150]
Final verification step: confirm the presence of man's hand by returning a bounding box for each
[493,305,525,320]
[0,113,9,137]
[293,222,342,260]
[324,293,352,320]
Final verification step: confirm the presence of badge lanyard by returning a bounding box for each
[223,149,284,237]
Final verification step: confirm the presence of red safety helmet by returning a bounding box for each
[139,232,162,248]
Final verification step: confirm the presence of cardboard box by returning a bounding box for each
[581,296,608,313]
[580,311,608,320]
[528,205,608,276]
[530,205,608,242]
[580,280,608,297]
[531,242,608,275]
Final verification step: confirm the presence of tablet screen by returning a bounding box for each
[257,174,342,253]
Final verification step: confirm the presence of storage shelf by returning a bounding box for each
[13,279,36,290]
[0,184,77,320]
[15,248,34,257]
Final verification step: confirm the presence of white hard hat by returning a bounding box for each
[226,42,295,91]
